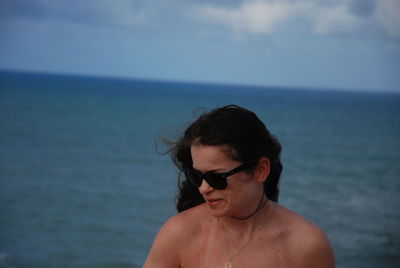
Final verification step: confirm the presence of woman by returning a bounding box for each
[143,105,335,268]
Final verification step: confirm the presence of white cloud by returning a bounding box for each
[199,1,298,34]
[0,0,159,28]
[374,0,400,38]
[3,0,399,38]
[94,0,153,27]
[308,2,363,35]
[196,0,400,38]
[64,0,159,28]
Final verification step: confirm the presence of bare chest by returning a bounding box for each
[179,231,296,268]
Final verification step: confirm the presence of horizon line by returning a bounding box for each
[1,68,398,95]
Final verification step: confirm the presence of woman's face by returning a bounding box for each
[190,143,264,218]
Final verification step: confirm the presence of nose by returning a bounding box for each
[198,178,214,195]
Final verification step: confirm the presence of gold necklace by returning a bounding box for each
[220,199,269,268]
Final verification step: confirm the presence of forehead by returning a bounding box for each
[190,144,239,171]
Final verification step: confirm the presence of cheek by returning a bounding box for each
[224,182,252,204]
[227,180,260,202]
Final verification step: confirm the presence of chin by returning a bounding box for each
[209,210,225,218]
[206,204,231,218]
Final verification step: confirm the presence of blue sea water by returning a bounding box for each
[0,71,399,268]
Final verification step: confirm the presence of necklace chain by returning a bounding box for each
[220,198,269,267]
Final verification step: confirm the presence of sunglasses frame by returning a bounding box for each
[184,161,258,189]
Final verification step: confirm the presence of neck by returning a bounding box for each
[220,194,271,235]
[231,193,267,220]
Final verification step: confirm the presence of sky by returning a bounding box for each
[0,0,399,92]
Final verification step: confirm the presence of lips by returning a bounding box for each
[206,198,224,208]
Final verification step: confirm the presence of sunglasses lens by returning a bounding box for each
[184,162,255,190]
[184,170,228,189]
[205,174,227,189]
[184,170,202,187]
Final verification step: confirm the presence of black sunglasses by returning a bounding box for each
[184,161,257,190]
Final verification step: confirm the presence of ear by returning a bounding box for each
[255,157,270,183]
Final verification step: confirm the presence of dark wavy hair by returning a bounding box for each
[167,105,283,212]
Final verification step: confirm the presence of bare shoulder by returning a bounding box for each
[143,204,208,268]
[272,204,336,268]
[165,203,209,237]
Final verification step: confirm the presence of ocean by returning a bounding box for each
[0,71,399,268]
